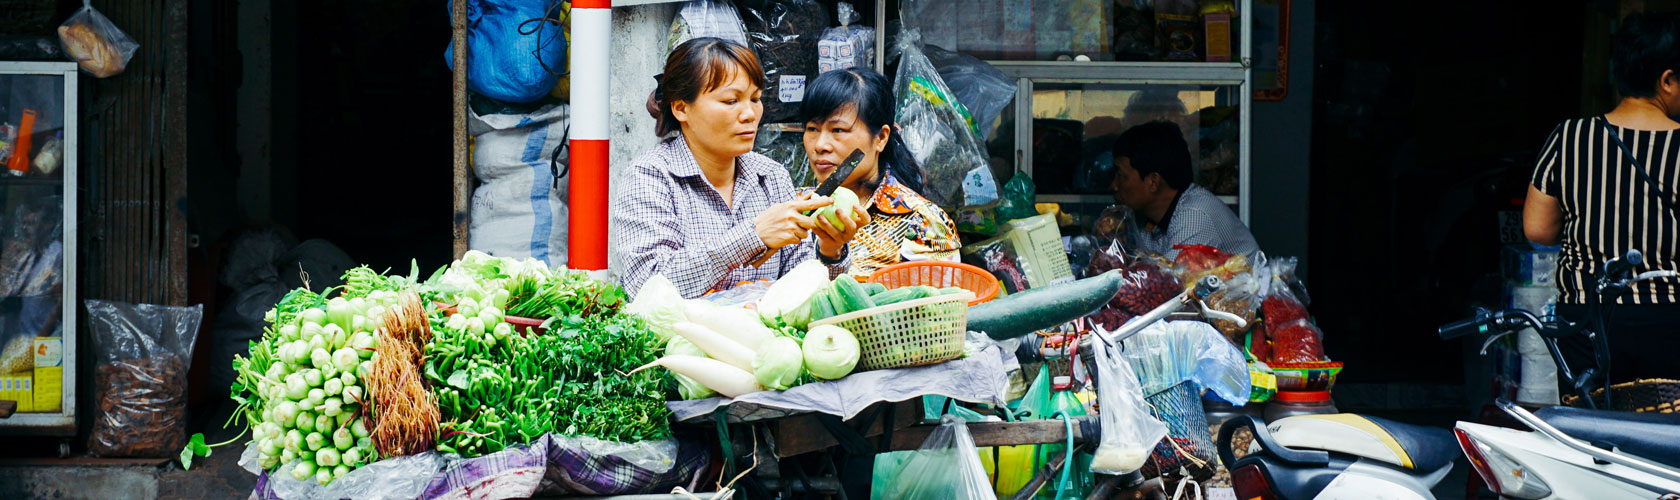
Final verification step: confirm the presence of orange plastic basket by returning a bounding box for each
[867,261,1000,306]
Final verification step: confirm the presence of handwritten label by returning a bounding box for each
[779,75,806,103]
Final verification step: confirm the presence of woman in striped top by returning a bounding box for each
[1524,12,1680,382]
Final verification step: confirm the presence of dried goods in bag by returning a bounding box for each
[1205,272,1260,342]
[893,29,997,209]
[741,0,828,123]
[57,0,139,78]
[85,300,203,457]
[1256,258,1324,363]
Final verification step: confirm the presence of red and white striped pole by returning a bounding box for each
[568,0,611,270]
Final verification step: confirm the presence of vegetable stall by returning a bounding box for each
[207,233,1307,500]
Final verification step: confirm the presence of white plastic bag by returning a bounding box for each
[667,0,749,52]
[1089,338,1169,474]
[817,2,874,73]
[874,415,998,500]
[468,104,569,267]
[57,0,139,78]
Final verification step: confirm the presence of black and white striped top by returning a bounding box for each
[1532,117,1680,305]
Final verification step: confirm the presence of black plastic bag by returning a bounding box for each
[740,0,828,123]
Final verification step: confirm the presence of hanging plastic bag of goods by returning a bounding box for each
[445,0,568,103]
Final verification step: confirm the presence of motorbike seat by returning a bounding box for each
[1268,414,1458,472]
[1534,406,1680,469]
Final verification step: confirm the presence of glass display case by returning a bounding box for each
[891,0,1253,227]
[0,62,78,437]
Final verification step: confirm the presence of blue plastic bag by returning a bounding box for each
[445,0,567,104]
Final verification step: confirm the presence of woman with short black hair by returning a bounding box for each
[798,68,961,277]
[1524,12,1680,382]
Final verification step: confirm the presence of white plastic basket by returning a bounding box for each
[809,291,974,371]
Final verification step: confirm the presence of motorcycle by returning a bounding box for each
[1440,250,1680,499]
[1217,250,1680,499]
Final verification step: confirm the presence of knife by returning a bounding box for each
[751,149,867,269]
[813,148,867,197]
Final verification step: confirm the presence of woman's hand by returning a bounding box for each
[755,196,832,252]
[815,205,871,259]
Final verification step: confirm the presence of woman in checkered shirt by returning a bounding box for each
[611,38,870,299]
[798,68,962,277]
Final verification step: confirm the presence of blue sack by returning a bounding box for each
[445,0,567,104]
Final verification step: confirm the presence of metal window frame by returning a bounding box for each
[0,61,79,436]
[884,0,1253,223]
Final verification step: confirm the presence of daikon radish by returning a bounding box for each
[630,355,764,398]
[683,300,775,350]
[671,321,757,371]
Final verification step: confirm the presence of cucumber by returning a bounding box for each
[911,285,940,298]
[863,282,888,296]
[968,269,1129,340]
[938,287,970,296]
[871,287,924,306]
[826,285,852,316]
[811,288,838,322]
[832,275,876,314]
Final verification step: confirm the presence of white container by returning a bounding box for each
[1518,386,1560,406]
[1517,328,1549,356]
[1521,353,1558,389]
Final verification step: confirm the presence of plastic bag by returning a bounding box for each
[874,415,998,500]
[956,206,1000,236]
[964,164,1002,206]
[1257,258,1323,363]
[1110,255,1181,316]
[1090,338,1169,474]
[924,45,1017,140]
[1205,272,1260,342]
[1119,320,1250,405]
[445,0,568,103]
[963,237,1031,294]
[817,2,874,73]
[698,279,773,307]
[752,124,813,188]
[894,29,995,209]
[1268,319,1326,364]
[997,172,1039,223]
[1091,205,1144,251]
[1173,244,1251,292]
[85,300,204,457]
[667,0,749,51]
[57,1,138,78]
[741,0,828,123]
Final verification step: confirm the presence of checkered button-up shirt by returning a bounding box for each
[1136,183,1259,260]
[611,136,846,299]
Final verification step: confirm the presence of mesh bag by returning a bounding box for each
[1138,380,1217,480]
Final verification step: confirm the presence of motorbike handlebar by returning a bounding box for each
[1438,309,1491,340]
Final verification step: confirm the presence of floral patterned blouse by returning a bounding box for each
[807,170,962,277]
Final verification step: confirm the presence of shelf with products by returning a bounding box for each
[882,0,1253,226]
[0,61,78,437]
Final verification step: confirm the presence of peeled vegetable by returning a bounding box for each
[757,260,832,329]
[633,355,763,398]
[683,300,775,351]
[815,187,860,228]
[753,336,806,391]
[666,337,717,400]
[802,325,861,380]
[672,322,757,372]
